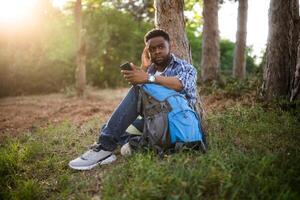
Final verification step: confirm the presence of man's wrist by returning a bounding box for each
[147,74,156,83]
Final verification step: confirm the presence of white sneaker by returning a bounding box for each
[69,148,116,170]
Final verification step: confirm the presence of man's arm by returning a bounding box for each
[121,66,183,91]
[154,76,183,91]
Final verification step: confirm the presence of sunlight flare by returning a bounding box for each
[0,0,37,24]
[52,0,68,9]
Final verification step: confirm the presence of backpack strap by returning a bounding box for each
[137,86,143,115]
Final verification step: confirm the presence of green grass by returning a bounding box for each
[0,104,299,199]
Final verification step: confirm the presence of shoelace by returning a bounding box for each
[81,150,98,160]
[90,143,108,152]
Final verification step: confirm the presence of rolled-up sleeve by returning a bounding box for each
[175,64,197,98]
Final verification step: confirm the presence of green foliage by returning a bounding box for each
[0,139,44,199]
[84,6,152,88]
[220,39,258,75]
[186,30,258,77]
[0,2,152,96]
[0,121,99,199]
[187,23,202,74]
[220,39,235,73]
[0,2,76,97]
[12,180,43,200]
[200,74,262,99]
[103,0,155,22]
[185,0,203,34]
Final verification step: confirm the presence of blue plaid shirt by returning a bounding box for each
[147,54,198,109]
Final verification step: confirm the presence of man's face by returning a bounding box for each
[147,36,170,66]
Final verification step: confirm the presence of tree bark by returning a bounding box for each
[233,0,248,80]
[262,0,299,100]
[75,0,86,97]
[154,0,192,63]
[201,0,220,83]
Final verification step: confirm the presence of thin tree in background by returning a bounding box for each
[291,36,300,101]
[262,0,299,101]
[233,0,248,80]
[154,0,206,119]
[75,0,86,97]
[201,0,220,83]
[154,0,192,63]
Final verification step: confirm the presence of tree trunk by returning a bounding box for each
[233,0,248,80]
[201,0,220,83]
[75,0,86,97]
[154,0,192,63]
[262,0,299,100]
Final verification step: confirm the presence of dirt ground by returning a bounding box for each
[0,88,128,136]
[0,88,256,137]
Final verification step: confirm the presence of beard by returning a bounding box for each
[152,53,171,66]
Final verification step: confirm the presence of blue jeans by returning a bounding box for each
[97,86,144,151]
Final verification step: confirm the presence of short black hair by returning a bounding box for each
[144,29,170,43]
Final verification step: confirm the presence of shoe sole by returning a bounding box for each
[69,154,117,170]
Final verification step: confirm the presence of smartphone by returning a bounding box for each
[120,62,132,70]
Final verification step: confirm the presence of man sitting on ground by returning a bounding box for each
[69,29,200,170]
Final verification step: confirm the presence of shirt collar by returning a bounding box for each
[148,53,178,75]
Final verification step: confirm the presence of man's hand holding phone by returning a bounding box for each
[120,62,132,71]
[120,62,148,85]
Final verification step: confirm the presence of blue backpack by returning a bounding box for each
[137,84,205,151]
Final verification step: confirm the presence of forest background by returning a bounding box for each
[0,0,258,97]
